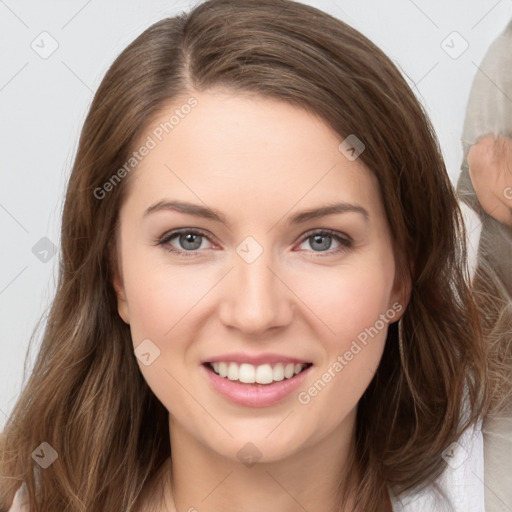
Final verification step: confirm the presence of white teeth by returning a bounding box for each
[208,361,310,384]
[255,364,273,384]
[284,363,295,379]
[227,362,239,381]
[218,362,228,377]
[273,363,285,381]
[239,363,255,383]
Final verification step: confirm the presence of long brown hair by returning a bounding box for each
[0,1,488,510]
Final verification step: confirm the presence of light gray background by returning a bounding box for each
[1,0,511,429]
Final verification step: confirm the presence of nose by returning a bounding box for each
[218,248,294,335]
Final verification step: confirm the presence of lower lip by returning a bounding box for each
[201,363,313,408]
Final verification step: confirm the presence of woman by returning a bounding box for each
[0,1,488,511]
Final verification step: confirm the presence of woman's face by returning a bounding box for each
[113,89,406,463]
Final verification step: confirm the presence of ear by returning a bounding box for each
[388,265,412,321]
[112,267,130,325]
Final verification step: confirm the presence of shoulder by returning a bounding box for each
[461,20,512,147]
[7,483,29,512]
[478,19,512,73]
[390,424,485,512]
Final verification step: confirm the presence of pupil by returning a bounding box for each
[312,234,331,251]
[181,233,201,250]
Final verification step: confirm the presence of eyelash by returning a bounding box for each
[155,228,353,259]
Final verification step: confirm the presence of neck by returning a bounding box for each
[155,408,373,512]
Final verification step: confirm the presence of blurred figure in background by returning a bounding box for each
[457,18,512,512]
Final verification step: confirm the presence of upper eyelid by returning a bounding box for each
[160,228,217,245]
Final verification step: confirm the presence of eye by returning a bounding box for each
[155,228,352,259]
[156,229,214,258]
[296,229,352,256]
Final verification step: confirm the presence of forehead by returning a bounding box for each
[120,90,383,221]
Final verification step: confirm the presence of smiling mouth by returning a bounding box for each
[203,361,313,385]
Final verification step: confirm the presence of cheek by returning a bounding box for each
[293,261,394,344]
[122,255,217,344]
[122,260,206,413]
[292,258,396,418]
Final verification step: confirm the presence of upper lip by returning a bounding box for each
[202,352,313,366]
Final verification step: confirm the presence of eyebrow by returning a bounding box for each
[143,200,369,226]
